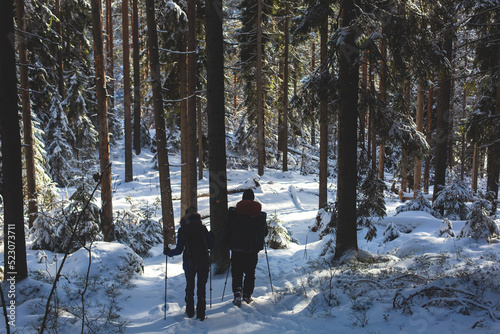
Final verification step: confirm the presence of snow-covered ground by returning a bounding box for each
[5,142,500,333]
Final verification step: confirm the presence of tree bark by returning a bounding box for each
[123,0,133,182]
[206,0,229,273]
[318,2,328,209]
[179,40,189,215]
[1,0,28,279]
[132,0,141,155]
[105,0,115,122]
[17,0,38,227]
[414,81,424,196]
[257,0,265,176]
[424,83,434,193]
[282,1,289,172]
[471,143,479,193]
[145,0,175,244]
[186,0,198,208]
[378,29,387,180]
[91,0,113,241]
[334,0,359,261]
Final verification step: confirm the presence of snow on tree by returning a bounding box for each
[46,93,76,186]
[432,178,474,220]
[459,199,499,242]
[383,222,400,243]
[267,211,296,249]
[396,191,440,217]
[437,218,455,238]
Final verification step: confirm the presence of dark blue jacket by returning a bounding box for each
[167,213,214,271]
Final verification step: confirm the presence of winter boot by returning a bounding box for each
[197,298,206,321]
[233,289,242,307]
[185,297,195,318]
[243,294,253,304]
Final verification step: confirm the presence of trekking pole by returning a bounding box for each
[264,243,274,294]
[209,251,212,308]
[221,262,231,301]
[164,254,167,320]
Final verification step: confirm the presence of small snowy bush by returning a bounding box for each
[267,211,296,249]
[114,217,163,257]
[459,200,499,241]
[31,201,101,253]
[437,218,455,238]
[383,222,400,243]
[396,191,439,217]
[432,179,474,220]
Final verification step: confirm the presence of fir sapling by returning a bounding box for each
[267,211,296,249]
[432,179,474,220]
[437,218,455,238]
[459,200,499,241]
[383,222,400,243]
[396,191,439,217]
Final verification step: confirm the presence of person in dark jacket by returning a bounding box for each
[165,207,214,320]
[225,189,267,306]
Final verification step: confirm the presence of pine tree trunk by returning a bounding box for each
[282,1,289,172]
[486,44,500,212]
[378,30,387,180]
[187,0,198,208]
[145,0,175,244]
[424,83,434,193]
[433,34,452,203]
[310,38,316,147]
[471,143,479,193]
[206,0,229,272]
[179,44,189,215]
[318,3,328,209]
[334,0,359,261]
[17,0,38,227]
[414,81,424,196]
[91,0,113,241]
[257,0,265,176]
[132,0,141,155]
[1,0,28,279]
[123,0,133,182]
[198,97,203,180]
[105,0,114,124]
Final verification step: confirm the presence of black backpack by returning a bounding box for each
[181,215,210,270]
[228,208,267,253]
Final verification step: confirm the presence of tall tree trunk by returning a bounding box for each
[378,29,387,180]
[179,43,189,215]
[360,51,367,150]
[187,0,198,208]
[123,0,133,182]
[424,83,434,193]
[318,2,328,209]
[334,0,359,261]
[471,143,479,192]
[55,0,65,98]
[310,37,316,147]
[132,0,141,155]
[486,44,500,212]
[414,81,424,196]
[17,0,38,227]
[145,0,175,244]
[401,78,410,192]
[369,54,376,171]
[105,0,115,124]
[433,34,452,203]
[1,0,28,280]
[206,0,229,273]
[91,0,113,241]
[282,1,289,172]
[198,97,203,180]
[257,0,265,176]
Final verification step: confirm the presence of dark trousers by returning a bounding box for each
[184,268,209,312]
[231,251,258,297]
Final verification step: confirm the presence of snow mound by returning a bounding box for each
[55,241,144,284]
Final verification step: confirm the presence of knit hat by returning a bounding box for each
[242,189,255,201]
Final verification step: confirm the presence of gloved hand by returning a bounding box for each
[163,245,170,255]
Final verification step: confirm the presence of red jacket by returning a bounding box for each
[236,200,262,217]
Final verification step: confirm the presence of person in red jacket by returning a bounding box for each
[225,189,267,306]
